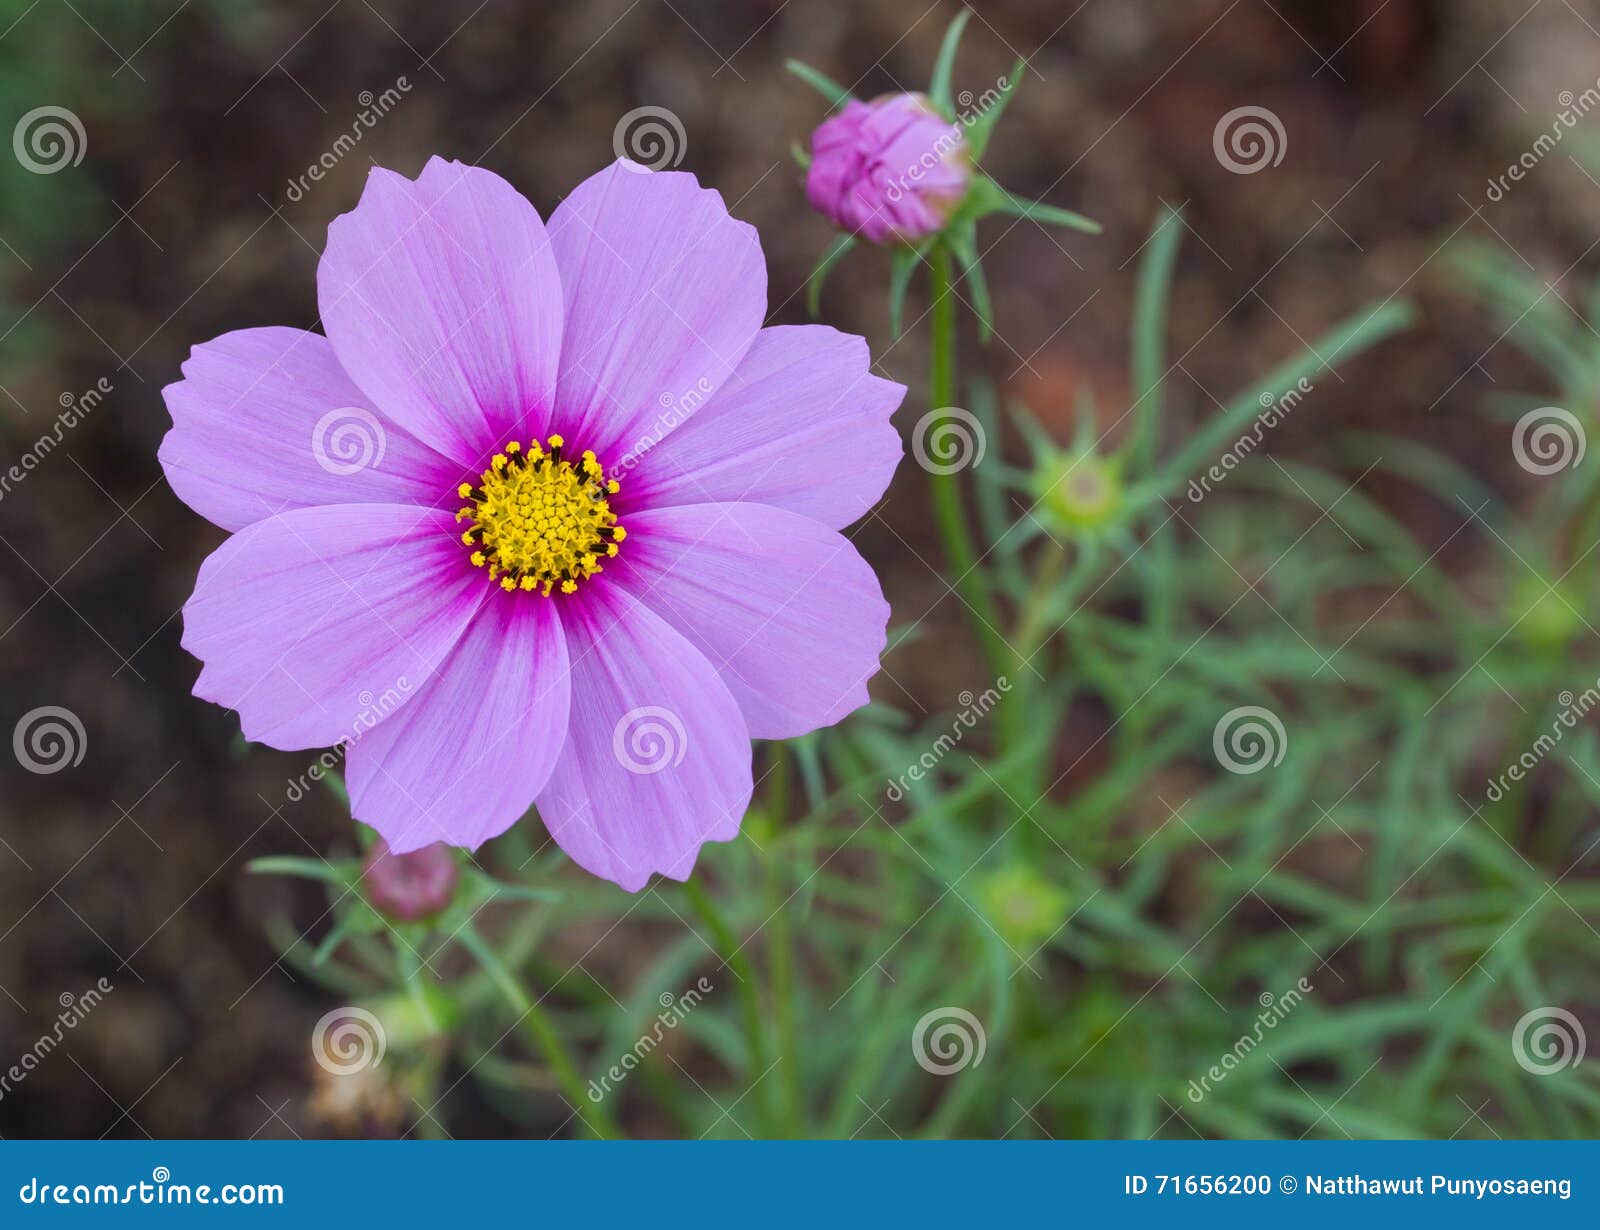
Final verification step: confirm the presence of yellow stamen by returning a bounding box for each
[455,438,625,597]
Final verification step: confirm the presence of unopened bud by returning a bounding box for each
[362,841,458,922]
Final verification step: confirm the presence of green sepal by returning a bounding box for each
[965,59,1025,161]
[461,864,564,907]
[246,855,359,886]
[786,59,854,111]
[972,175,1101,234]
[1008,397,1059,463]
[928,9,973,120]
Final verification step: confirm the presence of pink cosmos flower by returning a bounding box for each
[161,157,903,890]
[805,93,970,244]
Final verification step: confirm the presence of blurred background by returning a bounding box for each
[3,0,1600,1139]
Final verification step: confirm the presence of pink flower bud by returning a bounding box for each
[805,93,970,245]
[362,841,458,922]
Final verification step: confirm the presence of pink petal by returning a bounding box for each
[347,598,570,852]
[535,591,752,891]
[806,102,873,223]
[182,504,486,751]
[317,157,564,468]
[616,503,888,739]
[622,325,904,529]
[546,162,765,463]
[159,327,456,532]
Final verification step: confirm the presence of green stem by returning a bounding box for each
[763,749,803,1135]
[456,921,620,1140]
[683,876,776,1136]
[927,243,1012,682]
[997,543,1067,775]
[1013,544,1071,665]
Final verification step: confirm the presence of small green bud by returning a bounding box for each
[1509,572,1582,651]
[1036,451,1123,534]
[978,864,1071,951]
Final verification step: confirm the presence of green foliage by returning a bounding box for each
[253,209,1600,1140]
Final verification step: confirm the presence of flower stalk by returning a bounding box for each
[927,243,1013,683]
[456,920,620,1141]
[682,876,778,1137]
[761,746,804,1136]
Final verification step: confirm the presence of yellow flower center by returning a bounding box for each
[455,435,626,596]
